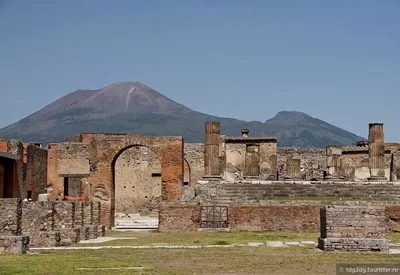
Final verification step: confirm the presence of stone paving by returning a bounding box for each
[27,237,400,254]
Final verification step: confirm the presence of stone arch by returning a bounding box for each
[183,158,191,185]
[111,145,162,228]
[84,134,183,228]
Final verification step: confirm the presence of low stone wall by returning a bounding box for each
[228,205,320,231]
[159,202,400,233]
[0,235,29,254]
[159,203,201,231]
[0,199,104,248]
[318,205,389,252]
[0,198,21,236]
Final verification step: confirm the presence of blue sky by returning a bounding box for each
[0,0,399,140]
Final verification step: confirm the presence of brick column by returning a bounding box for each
[284,159,302,180]
[244,144,260,177]
[203,122,221,178]
[368,123,386,181]
[325,146,344,181]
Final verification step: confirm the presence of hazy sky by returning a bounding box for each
[0,0,399,140]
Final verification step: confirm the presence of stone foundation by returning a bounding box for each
[0,235,29,254]
[318,238,389,252]
[318,205,389,252]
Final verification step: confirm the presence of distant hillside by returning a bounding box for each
[0,81,364,147]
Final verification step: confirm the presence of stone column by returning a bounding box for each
[284,159,302,180]
[368,123,386,181]
[244,144,260,177]
[325,146,344,181]
[203,122,221,178]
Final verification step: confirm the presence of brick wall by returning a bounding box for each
[26,144,47,200]
[318,205,389,251]
[159,202,400,233]
[158,203,201,231]
[228,205,320,231]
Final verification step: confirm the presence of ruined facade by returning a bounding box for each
[2,121,400,253]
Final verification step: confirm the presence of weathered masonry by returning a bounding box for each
[318,205,389,252]
[47,133,184,228]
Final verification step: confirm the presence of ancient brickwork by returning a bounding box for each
[228,205,319,231]
[47,143,90,199]
[7,140,24,198]
[277,148,325,180]
[194,181,400,202]
[368,123,386,180]
[0,198,21,236]
[0,139,7,152]
[25,144,47,200]
[114,146,161,215]
[318,205,389,252]
[386,206,400,232]
[184,143,204,185]
[158,203,201,231]
[74,133,183,228]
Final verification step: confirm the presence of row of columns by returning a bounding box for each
[203,122,387,181]
[324,123,386,181]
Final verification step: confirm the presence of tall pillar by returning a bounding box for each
[244,144,260,177]
[325,146,344,181]
[203,122,221,178]
[284,159,302,180]
[368,123,386,181]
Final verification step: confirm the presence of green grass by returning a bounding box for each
[1,246,400,275]
[73,230,320,247]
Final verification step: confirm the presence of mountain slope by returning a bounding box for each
[0,82,364,147]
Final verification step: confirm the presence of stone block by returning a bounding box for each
[29,231,60,248]
[0,235,29,254]
[88,225,99,239]
[38,194,50,202]
[58,228,80,246]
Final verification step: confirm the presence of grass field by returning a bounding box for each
[1,231,400,274]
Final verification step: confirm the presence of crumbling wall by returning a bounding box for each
[26,144,47,200]
[47,143,90,199]
[341,146,391,181]
[0,198,21,236]
[278,148,325,180]
[184,143,204,185]
[79,133,183,228]
[318,205,389,252]
[114,146,161,215]
[223,138,277,181]
[7,140,24,198]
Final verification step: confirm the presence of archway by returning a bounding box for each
[112,145,161,229]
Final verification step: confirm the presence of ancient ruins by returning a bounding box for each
[1,122,400,253]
